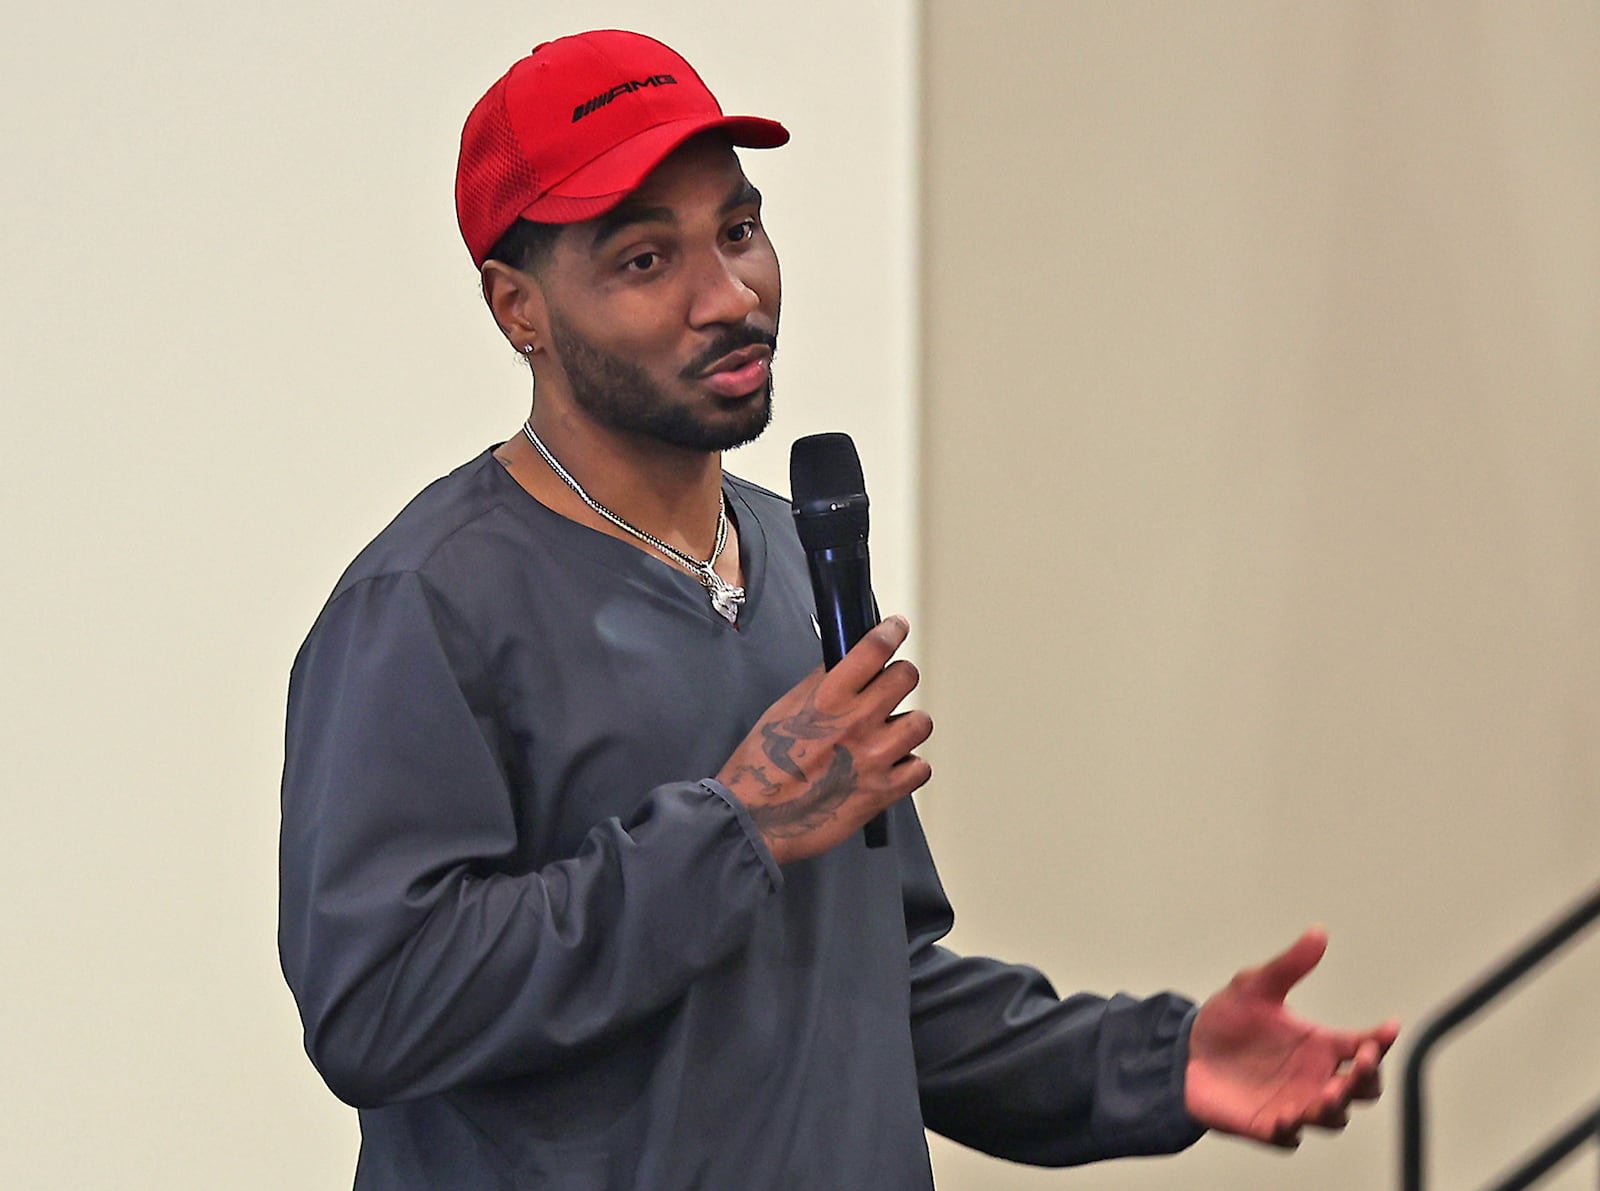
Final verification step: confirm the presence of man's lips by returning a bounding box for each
[697,345,772,398]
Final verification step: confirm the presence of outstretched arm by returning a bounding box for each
[1185,926,1400,1147]
[902,813,1206,1167]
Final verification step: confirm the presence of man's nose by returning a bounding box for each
[687,253,761,328]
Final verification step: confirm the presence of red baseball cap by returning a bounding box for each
[455,29,790,267]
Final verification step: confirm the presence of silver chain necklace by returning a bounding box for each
[521,421,746,624]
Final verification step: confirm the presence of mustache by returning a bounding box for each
[682,324,779,379]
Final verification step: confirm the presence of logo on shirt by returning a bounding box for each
[810,614,821,639]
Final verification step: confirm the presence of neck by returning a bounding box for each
[503,403,727,559]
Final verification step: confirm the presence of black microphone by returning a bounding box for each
[790,433,888,849]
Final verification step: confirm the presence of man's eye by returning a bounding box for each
[727,218,759,243]
[625,252,659,272]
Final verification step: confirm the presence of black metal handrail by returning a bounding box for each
[1400,881,1600,1191]
[1478,1098,1600,1191]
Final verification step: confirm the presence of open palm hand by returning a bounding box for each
[1185,927,1400,1147]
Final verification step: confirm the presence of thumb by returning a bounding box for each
[1242,925,1328,1002]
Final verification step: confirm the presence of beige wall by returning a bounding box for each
[0,2,917,1186]
[919,2,1599,1190]
[6,0,1597,1187]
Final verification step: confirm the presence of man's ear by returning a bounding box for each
[481,260,549,357]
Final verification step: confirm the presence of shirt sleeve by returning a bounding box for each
[278,570,781,1109]
[895,806,1207,1165]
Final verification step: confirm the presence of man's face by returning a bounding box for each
[535,135,781,452]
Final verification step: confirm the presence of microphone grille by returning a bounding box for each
[790,432,865,504]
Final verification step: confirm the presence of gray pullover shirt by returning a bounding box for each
[278,451,1204,1188]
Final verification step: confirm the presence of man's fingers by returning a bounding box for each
[1321,1027,1379,1065]
[1351,1068,1384,1102]
[884,709,934,758]
[1310,1096,1351,1131]
[1300,1037,1384,1132]
[1347,1037,1384,1101]
[1240,925,1328,1001]
[1335,1023,1396,1103]
[1271,1084,1353,1141]
[888,753,933,798]
[1268,1118,1303,1148]
[824,616,911,697]
[865,658,921,715]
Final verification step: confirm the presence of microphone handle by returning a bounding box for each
[806,542,888,848]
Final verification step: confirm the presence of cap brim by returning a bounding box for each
[518,115,790,224]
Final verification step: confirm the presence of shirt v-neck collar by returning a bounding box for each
[482,448,768,629]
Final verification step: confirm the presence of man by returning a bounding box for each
[279,29,1398,1188]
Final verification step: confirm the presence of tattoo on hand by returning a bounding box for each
[759,692,838,780]
[724,762,780,801]
[748,746,858,839]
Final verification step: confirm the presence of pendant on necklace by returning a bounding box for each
[706,575,746,625]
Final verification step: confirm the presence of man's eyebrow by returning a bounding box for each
[721,180,762,214]
[589,203,675,252]
[588,180,764,252]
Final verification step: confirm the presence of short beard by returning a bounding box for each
[546,312,776,452]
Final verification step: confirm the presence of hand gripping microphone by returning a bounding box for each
[790,433,888,848]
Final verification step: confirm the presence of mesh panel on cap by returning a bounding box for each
[458,82,543,264]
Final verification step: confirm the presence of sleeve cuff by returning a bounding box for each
[1091,993,1208,1157]
[1169,1004,1209,1148]
[699,778,785,893]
